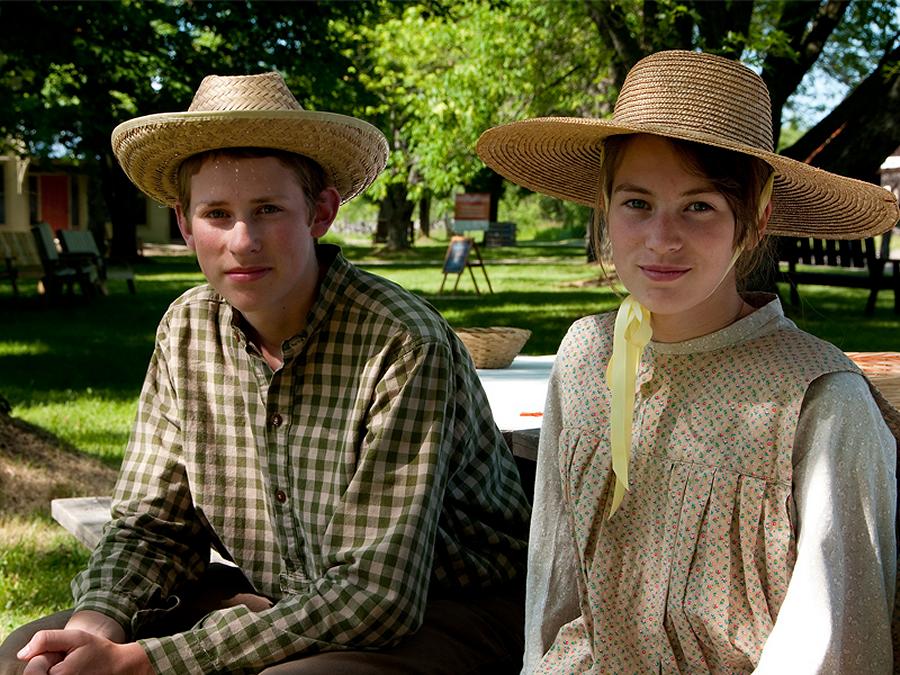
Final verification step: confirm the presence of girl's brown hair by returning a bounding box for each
[592,134,773,281]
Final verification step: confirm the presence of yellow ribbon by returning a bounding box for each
[605,295,652,518]
[758,172,775,222]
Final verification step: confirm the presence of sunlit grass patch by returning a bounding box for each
[0,517,89,642]
[14,396,135,466]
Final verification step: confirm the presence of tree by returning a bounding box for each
[342,0,605,248]
[0,1,370,259]
[3,0,896,258]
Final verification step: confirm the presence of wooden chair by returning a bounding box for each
[0,233,20,295]
[57,229,136,294]
[31,223,98,298]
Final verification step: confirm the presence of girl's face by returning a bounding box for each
[607,134,745,342]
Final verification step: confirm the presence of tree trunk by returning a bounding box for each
[781,42,900,181]
[762,0,849,148]
[585,0,644,90]
[690,0,753,57]
[100,152,140,262]
[377,182,414,250]
[464,167,504,224]
[418,191,431,238]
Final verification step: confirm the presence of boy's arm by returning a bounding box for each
[72,327,211,635]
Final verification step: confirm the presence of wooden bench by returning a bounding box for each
[483,221,517,248]
[51,496,236,566]
[0,229,46,295]
[776,232,899,314]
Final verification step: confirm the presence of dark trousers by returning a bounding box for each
[0,565,524,674]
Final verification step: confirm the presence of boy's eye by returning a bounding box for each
[205,209,229,219]
[259,204,281,215]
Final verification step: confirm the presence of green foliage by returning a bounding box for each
[340,0,604,201]
[496,191,589,241]
[1,1,897,249]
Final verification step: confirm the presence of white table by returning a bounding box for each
[476,354,554,430]
[477,355,554,462]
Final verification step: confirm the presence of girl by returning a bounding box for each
[477,50,900,673]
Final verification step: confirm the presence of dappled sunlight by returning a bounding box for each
[0,341,51,357]
[0,412,118,518]
[779,283,900,352]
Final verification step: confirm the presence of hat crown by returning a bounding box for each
[613,50,774,152]
[188,72,304,113]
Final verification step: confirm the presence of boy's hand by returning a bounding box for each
[17,611,151,675]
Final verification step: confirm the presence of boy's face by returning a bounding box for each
[175,155,337,331]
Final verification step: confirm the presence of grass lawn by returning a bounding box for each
[0,236,897,640]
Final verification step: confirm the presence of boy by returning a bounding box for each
[3,72,530,674]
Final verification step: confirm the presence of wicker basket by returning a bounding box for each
[846,352,900,409]
[455,326,532,369]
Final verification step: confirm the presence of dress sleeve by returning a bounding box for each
[522,364,583,673]
[755,371,896,674]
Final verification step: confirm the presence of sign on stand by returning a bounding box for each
[443,193,493,294]
[440,236,493,295]
[453,193,491,232]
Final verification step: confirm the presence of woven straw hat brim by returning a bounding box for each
[112,109,389,206]
[477,116,899,240]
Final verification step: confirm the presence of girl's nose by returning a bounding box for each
[229,217,261,255]
[644,212,682,253]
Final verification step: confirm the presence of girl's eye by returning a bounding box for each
[205,209,229,219]
[623,198,649,210]
[686,202,713,213]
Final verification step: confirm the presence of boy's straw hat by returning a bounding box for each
[112,72,388,206]
[476,50,899,239]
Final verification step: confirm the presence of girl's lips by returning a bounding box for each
[639,265,690,282]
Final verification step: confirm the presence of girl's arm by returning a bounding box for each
[755,371,896,674]
[522,369,582,673]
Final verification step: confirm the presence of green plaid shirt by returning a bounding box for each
[72,245,530,673]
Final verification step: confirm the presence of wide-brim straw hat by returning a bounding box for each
[112,72,389,206]
[477,50,899,239]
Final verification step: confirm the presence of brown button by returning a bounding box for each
[275,489,287,503]
[269,412,283,427]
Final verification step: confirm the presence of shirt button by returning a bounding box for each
[269,412,283,427]
[275,489,287,503]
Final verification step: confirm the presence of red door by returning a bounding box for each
[39,175,70,232]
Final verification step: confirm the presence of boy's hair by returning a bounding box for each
[176,147,328,217]
[593,134,773,280]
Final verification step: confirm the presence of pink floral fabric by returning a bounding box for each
[537,309,859,673]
